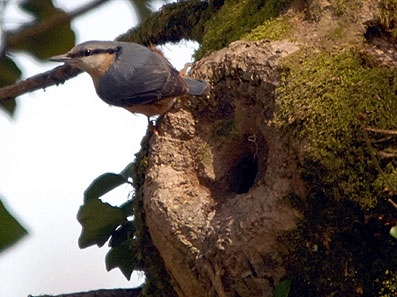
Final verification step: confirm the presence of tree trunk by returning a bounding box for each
[136,1,397,296]
[143,40,302,297]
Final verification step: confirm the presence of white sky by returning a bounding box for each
[0,1,198,296]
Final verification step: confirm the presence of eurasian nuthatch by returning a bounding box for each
[50,41,209,117]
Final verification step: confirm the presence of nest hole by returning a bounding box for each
[229,153,259,194]
[364,21,396,43]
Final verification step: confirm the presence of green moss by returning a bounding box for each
[283,195,396,296]
[195,0,292,59]
[323,26,344,42]
[373,163,397,196]
[332,0,362,17]
[379,0,397,38]
[211,118,239,139]
[273,49,397,297]
[243,16,293,41]
[377,270,397,297]
[274,48,397,209]
[275,48,397,296]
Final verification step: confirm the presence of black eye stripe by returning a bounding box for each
[69,46,121,58]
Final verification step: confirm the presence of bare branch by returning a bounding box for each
[28,288,142,297]
[378,151,397,159]
[6,0,110,48]
[0,64,81,102]
[365,126,397,135]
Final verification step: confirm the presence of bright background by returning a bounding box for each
[0,1,197,296]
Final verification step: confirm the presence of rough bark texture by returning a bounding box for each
[143,40,302,297]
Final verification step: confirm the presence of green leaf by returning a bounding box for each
[84,173,127,202]
[390,225,397,239]
[109,221,135,247]
[105,242,136,280]
[0,200,28,253]
[273,280,291,297]
[0,56,22,117]
[14,0,75,60]
[120,200,134,217]
[120,162,135,180]
[77,199,126,248]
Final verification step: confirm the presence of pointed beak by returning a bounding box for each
[49,53,72,62]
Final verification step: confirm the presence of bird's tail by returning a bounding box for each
[183,77,210,96]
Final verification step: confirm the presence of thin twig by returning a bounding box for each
[365,126,397,136]
[28,288,142,297]
[378,151,397,159]
[362,125,397,209]
[388,198,397,209]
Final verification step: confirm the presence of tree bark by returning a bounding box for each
[143,40,302,297]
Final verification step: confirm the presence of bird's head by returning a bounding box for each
[50,41,121,75]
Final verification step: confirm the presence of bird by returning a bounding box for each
[49,40,210,119]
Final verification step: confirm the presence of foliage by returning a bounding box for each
[77,163,136,279]
[0,0,76,117]
[274,48,397,296]
[78,134,177,296]
[273,279,291,297]
[0,199,28,253]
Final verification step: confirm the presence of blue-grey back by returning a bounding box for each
[96,41,187,107]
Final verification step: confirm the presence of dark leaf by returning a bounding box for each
[120,199,134,217]
[15,0,75,60]
[0,200,28,253]
[77,199,126,248]
[109,221,135,247]
[0,56,22,117]
[120,162,135,180]
[84,173,127,203]
[105,242,136,280]
[20,0,56,18]
[390,225,397,239]
[273,280,291,297]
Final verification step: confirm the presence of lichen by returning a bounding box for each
[274,47,397,296]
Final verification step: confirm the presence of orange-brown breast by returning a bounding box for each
[124,98,177,117]
[87,53,117,88]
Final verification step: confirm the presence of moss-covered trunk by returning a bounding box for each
[130,0,397,296]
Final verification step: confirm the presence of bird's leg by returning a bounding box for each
[147,116,158,135]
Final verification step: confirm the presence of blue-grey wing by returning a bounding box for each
[97,44,188,107]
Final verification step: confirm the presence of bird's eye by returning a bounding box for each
[84,49,92,56]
